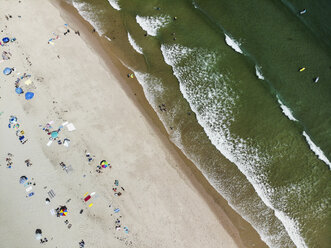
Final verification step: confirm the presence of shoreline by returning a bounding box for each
[53,1,268,247]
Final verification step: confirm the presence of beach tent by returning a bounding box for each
[15,87,23,94]
[19,176,28,184]
[2,37,9,43]
[35,229,42,240]
[51,131,58,138]
[9,116,17,124]
[25,92,34,100]
[3,67,12,75]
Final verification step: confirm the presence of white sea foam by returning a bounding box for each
[225,34,243,54]
[107,0,121,11]
[128,33,143,54]
[136,15,171,36]
[303,131,331,169]
[277,96,298,122]
[72,1,104,36]
[255,65,264,80]
[161,43,308,248]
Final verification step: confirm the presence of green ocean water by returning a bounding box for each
[69,0,331,247]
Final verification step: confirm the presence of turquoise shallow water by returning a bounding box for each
[69,0,331,247]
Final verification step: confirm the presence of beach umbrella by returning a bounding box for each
[3,67,12,75]
[25,92,34,100]
[2,37,9,43]
[19,176,28,184]
[51,131,58,138]
[100,160,109,168]
[15,87,23,94]
[59,207,68,216]
[59,209,67,216]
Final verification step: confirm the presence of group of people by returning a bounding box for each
[8,116,28,144]
[5,153,13,168]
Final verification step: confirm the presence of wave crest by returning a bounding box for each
[277,96,298,122]
[225,34,243,54]
[136,15,171,36]
[303,131,331,169]
[128,33,143,54]
[107,0,121,10]
[255,65,265,80]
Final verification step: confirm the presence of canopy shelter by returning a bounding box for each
[35,229,42,240]
[19,176,28,184]
[3,67,12,75]
[9,116,17,124]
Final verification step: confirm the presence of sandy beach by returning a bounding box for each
[0,1,266,247]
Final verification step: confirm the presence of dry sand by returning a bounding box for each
[0,0,264,247]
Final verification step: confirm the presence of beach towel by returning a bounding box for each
[84,195,91,202]
[28,192,34,197]
[66,123,76,131]
[47,140,53,146]
[24,79,32,85]
[26,186,32,192]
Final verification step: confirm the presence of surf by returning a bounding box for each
[136,15,172,36]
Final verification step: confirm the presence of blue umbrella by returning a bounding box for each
[15,87,23,94]
[3,67,12,75]
[2,37,9,43]
[25,92,34,100]
[19,176,28,184]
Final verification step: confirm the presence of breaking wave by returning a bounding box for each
[136,15,172,36]
[277,96,298,122]
[255,65,265,80]
[107,0,121,11]
[303,131,331,169]
[128,33,143,54]
[160,43,308,247]
[225,34,243,54]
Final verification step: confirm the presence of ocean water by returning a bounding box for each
[68,0,331,247]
